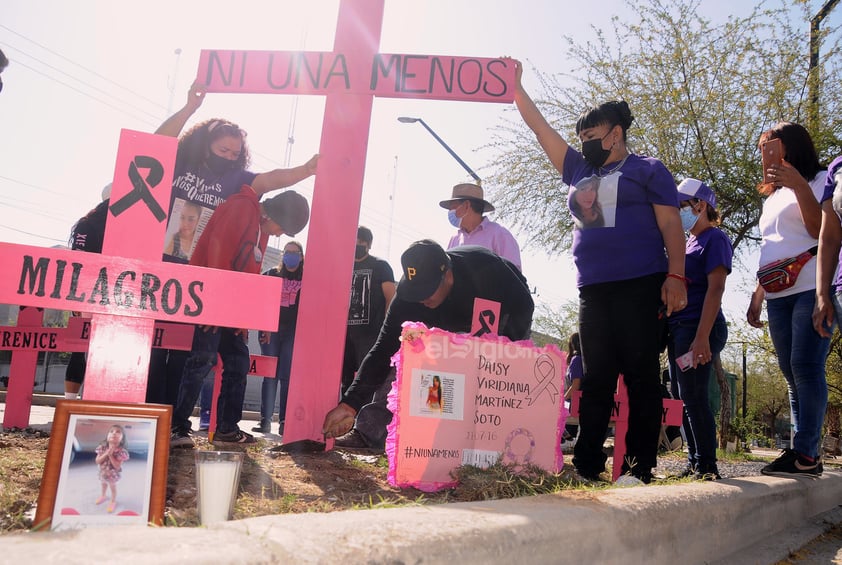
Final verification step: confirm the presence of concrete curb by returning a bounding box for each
[2,472,841,564]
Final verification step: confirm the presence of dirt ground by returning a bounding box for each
[0,427,455,531]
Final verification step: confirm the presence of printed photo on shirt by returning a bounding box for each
[410,369,464,421]
[163,198,211,261]
[569,173,618,229]
[348,268,373,326]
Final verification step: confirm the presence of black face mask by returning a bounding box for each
[355,244,368,259]
[581,137,611,168]
[206,152,236,174]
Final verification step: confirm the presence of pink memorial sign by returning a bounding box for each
[193,0,518,445]
[386,323,565,492]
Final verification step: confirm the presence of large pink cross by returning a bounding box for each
[197,0,516,444]
[0,129,283,414]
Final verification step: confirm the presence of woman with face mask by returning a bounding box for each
[253,241,305,434]
[510,58,687,484]
[146,81,318,411]
[156,82,319,265]
[668,179,732,480]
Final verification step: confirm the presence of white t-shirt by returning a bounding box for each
[758,172,825,298]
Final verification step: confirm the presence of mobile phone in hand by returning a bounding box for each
[761,138,783,184]
[676,351,694,372]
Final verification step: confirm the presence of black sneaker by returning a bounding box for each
[251,422,271,433]
[694,463,721,481]
[213,429,256,444]
[761,448,819,478]
[170,430,194,449]
[673,463,696,479]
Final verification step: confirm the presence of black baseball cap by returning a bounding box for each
[396,240,451,302]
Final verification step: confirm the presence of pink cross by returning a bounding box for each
[197,0,516,444]
[0,129,283,420]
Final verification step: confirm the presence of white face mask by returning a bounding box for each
[679,205,700,232]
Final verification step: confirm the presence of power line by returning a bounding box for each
[2,54,160,128]
[0,24,168,112]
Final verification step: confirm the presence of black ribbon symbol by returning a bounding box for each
[110,156,167,221]
[473,309,496,337]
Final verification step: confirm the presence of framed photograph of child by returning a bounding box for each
[33,400,172,530]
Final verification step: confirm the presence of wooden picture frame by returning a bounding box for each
[33,400,171,530]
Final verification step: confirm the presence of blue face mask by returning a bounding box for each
[282,252,301,269]
[447,209,462,228]
[679,206,700,232]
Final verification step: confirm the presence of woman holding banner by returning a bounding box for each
[511,59,687,484]
[146,81,318,411]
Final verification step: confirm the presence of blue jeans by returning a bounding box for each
[172,326,250,435]
[258,326,295,425]
[766,290,832,459]
[668,316,728,472]
[572,273,665,476]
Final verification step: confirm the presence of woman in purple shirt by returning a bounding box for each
[512,59,687,483]
[669,179,731,480]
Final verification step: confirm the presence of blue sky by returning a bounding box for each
[1,0,832,332]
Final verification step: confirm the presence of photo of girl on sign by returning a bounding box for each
[412,370,463,420]
[426,375,443,411]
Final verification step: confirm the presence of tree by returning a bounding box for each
[487,0,842,256]
[721,326,790,440]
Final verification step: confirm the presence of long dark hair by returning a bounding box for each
[757,122,824,196]
[177,118,251,171]
[69,199,109,253]
[575,101,635,141]
[567,332,581,359]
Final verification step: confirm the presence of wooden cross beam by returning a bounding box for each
[0,129,282,414]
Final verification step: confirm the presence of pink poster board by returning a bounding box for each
[386,323,566,492]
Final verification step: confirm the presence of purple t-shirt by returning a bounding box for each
[670,227,732,324]
[821,156,842,288]
[562,147,678,286]
[163,159,258,264]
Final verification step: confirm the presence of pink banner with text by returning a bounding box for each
[386,324,565,492]
[198,50,515,102]
[0,243,281,331]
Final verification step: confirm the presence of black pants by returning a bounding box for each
[572,273,665,476]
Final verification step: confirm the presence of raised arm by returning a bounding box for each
[155,81,206,137]
[511,59,569,174]
[251,154,319,196]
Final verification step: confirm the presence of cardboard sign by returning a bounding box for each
[470,298,500,337]
[198,50,514,102]
[386,324,565,492]
[1,243,281,329]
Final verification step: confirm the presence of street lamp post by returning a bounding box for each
[808,0,840,130]
[397,116,482,184]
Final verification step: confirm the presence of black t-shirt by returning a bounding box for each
[347,254,395,338]
[70,200,109,253]
[263,266,304,330]
[342,245,534,410]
